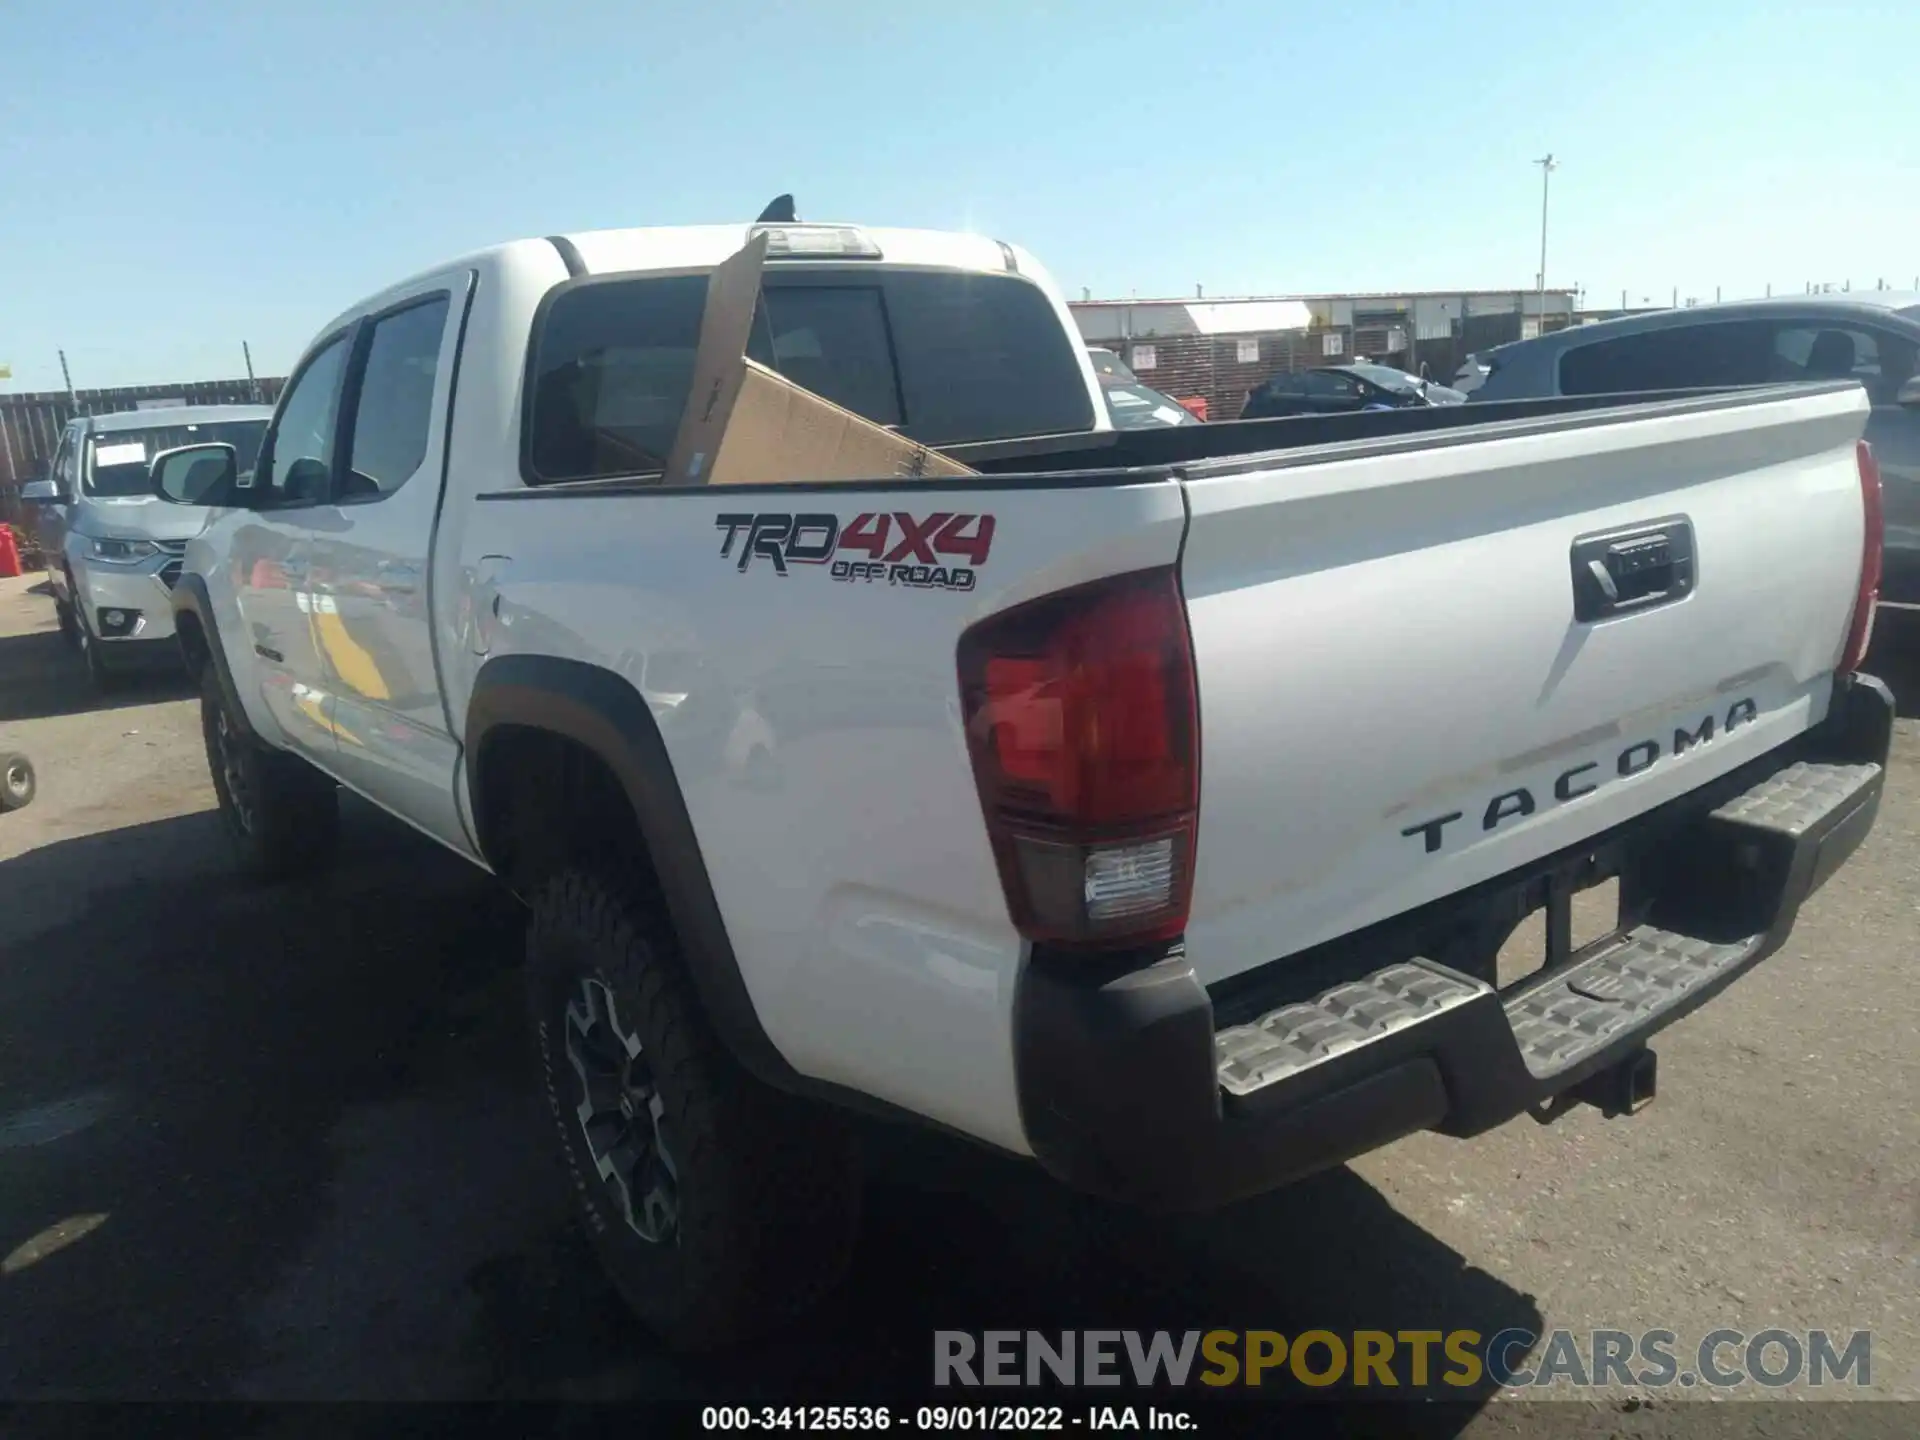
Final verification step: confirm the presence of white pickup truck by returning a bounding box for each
[149,215,1892,1350]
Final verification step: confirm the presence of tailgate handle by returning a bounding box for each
[1571,518,1695,623]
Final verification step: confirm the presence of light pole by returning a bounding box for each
[1534,153,1557,334]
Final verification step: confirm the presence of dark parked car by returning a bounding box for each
[1241,362,1466,420]
[1452,352,1493,394]
[1470,294,1920,601]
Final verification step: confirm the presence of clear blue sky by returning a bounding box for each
[2,0,1915,392]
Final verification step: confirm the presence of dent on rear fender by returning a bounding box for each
[787,884,1029,1155]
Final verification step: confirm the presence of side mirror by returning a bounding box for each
[1898,375,1920,410]
[150,442,241,508]
[19,478,63,504]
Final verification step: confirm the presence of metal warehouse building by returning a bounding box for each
[1071,288,1577,421]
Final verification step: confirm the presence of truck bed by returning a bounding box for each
[950,382,1854,476]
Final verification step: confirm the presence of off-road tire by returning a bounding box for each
[200,671,339,880]
[526,868,862,1351]
[0,752,35,812]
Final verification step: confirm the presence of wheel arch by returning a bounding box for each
[464,653,797,1089]
[170,573,256,742]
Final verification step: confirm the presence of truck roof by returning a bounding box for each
[324,222,1050,341]
[559,222,1028,278]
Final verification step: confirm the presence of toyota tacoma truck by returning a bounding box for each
[146,214,1892,1350]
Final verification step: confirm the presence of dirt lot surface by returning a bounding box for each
[1,570,1914,1434]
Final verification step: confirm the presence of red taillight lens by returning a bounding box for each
[956,567,1199,949]
[1840,439,1884,673]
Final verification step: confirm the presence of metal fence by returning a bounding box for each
[0,376,285,491]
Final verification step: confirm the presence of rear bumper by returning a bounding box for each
[1012,673,1892,1211]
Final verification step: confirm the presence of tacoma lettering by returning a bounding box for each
[1554,762,1599,801]
[1404,697,1759,851]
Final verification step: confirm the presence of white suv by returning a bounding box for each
[23,405,271,686]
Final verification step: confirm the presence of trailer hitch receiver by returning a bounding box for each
[1530,1047,1657,1125]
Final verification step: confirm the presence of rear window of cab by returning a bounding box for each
[524,267,1095,485]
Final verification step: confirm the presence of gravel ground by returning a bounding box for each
[0,569,1913,1434]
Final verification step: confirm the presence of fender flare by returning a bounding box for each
[464,653,799,1090]
[170,573,256,742]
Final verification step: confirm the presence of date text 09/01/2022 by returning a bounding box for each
[702,1404,1195,1431]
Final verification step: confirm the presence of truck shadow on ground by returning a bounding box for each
[0,627,194,723]
[0,802,1536,1431]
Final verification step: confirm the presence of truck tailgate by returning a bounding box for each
[1177,384,1872,986]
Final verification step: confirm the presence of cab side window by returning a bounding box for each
[257,335,350,507]
[527,274,710,484]
[340,296,451,502]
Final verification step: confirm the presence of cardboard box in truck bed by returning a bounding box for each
[663,233,976,487]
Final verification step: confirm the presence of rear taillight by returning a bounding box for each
[1840,439,1884,673]
[956,567,1199,950]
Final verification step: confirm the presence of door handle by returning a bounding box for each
[1586,558,1621,602]
[1571,518,1696,623]
[470,555,512,655]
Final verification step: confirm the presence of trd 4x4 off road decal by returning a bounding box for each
[716,511,996,592]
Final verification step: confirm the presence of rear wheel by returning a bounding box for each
[0,753,35,812]
[526,867,861,1350]
[200,672,339,880]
